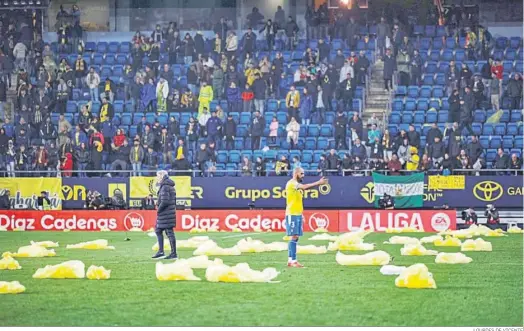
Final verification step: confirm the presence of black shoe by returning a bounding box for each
[164,253,178,260]
[152,252,165,259]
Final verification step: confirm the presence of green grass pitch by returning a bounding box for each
[0,231,522,326]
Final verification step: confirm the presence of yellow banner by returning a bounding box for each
[0,178,62,210]
[428,175,466,190]
[129,176,192,207]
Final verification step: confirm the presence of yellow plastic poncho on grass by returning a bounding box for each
[66,239,115,250]
[297,245,328,254]
[309,234,339,241]
[433,236,462,247]
[401,244,438,256]
[252,226,264,233]
[384,236,420,245]
[129,227,143,232]
[3,245,56,258]
[206,226,220,233]
[193,241,241,256]
[153,237,214,251]
[235,237,287,253]
[395,263,436,289]
[189,227,207,234]
[205,263,279,283]
[0,226,7,231]
[507,226,524,234]
[420,235,443,244]
[484,229,506,237]
[328,241,375,251]
[385,227,422,233]
[0,281,26,294]
[155,261,201,281]
[0,256,22,270]
[30,240,59,248]
[435,252,472,264]
[314,227,329,233]
[100,227,111,232]
[33,260,85,279]
[173,256,224,269]
[87,265,111,280]
[232,227,243,233]
[282,235,291,241]
[461,238,492,252]
[13,227,25,232]
[336,251,391,266]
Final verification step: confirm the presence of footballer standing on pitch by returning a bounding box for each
[285,167,327,267]
[152,170,178,260]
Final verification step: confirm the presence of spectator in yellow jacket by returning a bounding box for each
[406,146,420,171]
[198,82,214,117]
[245,64,261,86]
[285,85,300,120]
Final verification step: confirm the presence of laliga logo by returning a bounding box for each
[430,213,451,232]
[124,212,145,230]
[308,213,329,231]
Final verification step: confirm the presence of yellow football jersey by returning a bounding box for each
[285,179,303,216]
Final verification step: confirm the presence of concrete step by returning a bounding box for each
[366,102,388,109]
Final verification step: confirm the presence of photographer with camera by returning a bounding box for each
[109,188,127,210]
[0,189,11,210]
[141,194,156,210]
[461,208,478,225]
[37,191,51,210]
[87,191,105,210]
[485,204,500,227]
[378,193,394,210]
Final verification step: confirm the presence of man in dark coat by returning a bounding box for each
[383,48,396,91]
[459,86,475,136]
[152,170,178,260]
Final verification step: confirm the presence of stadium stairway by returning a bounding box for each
[4,75,18,122]
[362,61,391,123]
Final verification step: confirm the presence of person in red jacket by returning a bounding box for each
[60,152,73,177]
[112,128,126,147]
[241,83,254,113]
[491,61,503,80]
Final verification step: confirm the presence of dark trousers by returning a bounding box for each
[510,97,521,110]
[225,137,234,150]
[384,78,393,90]
[459,120,475,136]
[335,134,348,149]
[155,227,177,256]
[251,135,261,150]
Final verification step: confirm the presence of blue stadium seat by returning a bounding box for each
[495,37,508,49]
[234,138,244,150]
[276,111,287,124]
[455,50,465,62]
[425,25,436,37]
[510,37,522,49]
[228,150,241,163]
[482,124,494,135]
[93,54,104,65]
[429,99,440,111]
[389,111,401,124]
[420,86,431,98]
[392,99,404,112]
[479,136,490,149]
[503,60,514,72]
[422,74,434,85]
[105,54,116,65]
[305,138,316,150]
[413,111,425,124]
[507,123,518,135]
[308,124,320,137]
[113,100,124,113]
[395,86,407,96]
[66,101,77,113]
[416,99,429,111]
[97,42,108,53]
[500,109,510,123]
[387,124,399,136]
[113,65,124,76]
[441,97,450,110]
[445,38,456,49]
[435,73,446,86]
[494,123,506,135]
[490,136,502,149]
[263,112,274,124]
[413,25,424,36]
[405,98,416,112]
[433,37,444,50]
[425,61,437,73]
[313,150,324,163]
[472,123,483,136]
[515,137,523,149]
[237,124,248,137]
[325,111,335,124]
[510,148,522,158]
[240,112,251,125]
[432,86,444,98]
[426,111,437,123]
[302,150,313,163]
[267,99,278,112]
[429,50,440,62]
[503,136,514,149]
[320,124,332,137]
[486,149,497,162]
[474,109,486,122]
[438,110,448,123]
[402,112,413,124]
[505,49,517,61]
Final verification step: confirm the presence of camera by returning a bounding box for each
[484,204,500,224]
[461,208,477,225]
[378,193,394,210]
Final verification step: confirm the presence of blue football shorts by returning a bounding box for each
[285,215,303,236]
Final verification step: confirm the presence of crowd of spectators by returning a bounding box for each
[0,3,521,178]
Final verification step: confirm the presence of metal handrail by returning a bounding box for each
[2,168,522,177]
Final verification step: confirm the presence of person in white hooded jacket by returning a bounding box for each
[339,60,354,83]
[156,78,169,112]
[13,42,27,72]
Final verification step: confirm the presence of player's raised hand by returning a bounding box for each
[318,176,328,185]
